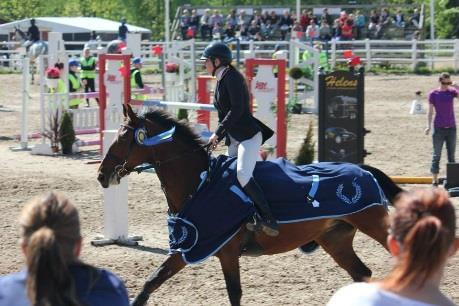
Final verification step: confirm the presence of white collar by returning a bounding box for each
[216,66,228,80]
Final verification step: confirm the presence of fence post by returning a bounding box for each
[20,57,30,149]
[365,39,371,70]
[411,39,418,71]
[454,39,459,72]
[331,38,336,69]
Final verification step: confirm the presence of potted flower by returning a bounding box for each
[165,62,179,82]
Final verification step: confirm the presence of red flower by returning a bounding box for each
[165,62,179,73]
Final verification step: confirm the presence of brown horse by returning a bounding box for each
[97,104,402,306]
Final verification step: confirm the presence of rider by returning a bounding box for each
[201,42,279,237]
[27,18,40,42]
[118,17,129,42]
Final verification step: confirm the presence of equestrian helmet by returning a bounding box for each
[200,42,232,64]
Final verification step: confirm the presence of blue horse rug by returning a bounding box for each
[168,155,387,264]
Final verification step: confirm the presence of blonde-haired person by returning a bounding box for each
[327,188,458,306]
[0,192,129,306]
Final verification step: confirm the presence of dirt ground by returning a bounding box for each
[0,73,458,305]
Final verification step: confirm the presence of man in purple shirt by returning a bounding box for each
[425,72,459,185]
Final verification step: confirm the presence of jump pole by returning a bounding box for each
[390,176,433,184]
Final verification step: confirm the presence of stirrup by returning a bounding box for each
[260,220,279,237]
[246,216,261,232]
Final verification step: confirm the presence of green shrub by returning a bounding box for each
[289,67,303,80]
[59,111,76,155]
[295,121,315,165]
[177,109,188,121]
[414,66,432,75]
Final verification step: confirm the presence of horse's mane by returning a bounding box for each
[142,108,205,149]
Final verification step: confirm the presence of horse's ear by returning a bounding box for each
[122,103,128,118]
[125,104,137,122]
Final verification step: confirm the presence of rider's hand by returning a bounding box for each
[208,133,219,151]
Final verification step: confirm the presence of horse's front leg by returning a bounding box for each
[131,253,186,306]
[217,240,243,306]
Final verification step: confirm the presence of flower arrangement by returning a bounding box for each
[165,62,179,73]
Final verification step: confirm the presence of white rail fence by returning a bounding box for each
[2,39,459,71]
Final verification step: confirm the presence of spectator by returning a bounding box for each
[377,8,391,38]
[223,22,236,42]
[305,20,319,42]
[261,19,275,40]
[279,10,294,40]
[260,11,270,26]
[321,8,334,30]
[270,10,279,28]
[189,10,200,39]
[200,9,211,41]
[210,9,223,28]
[226,9,238,29]
[338,10,348,26]
[354,10,366,39]
[251,10,262,26]
[368,10,380,37]
[332,18,342,39]
[425,72,459,185]
[118,17,128,41]
[308,10,318,26]
[340,19,354,41]
[291,22,303,40]
[238,10,251,30]
[248,20,261,40]
[180,9,191,40]
[319,21,332,41]
[0,192,130,306]
[410,8,421,28]
[394,9,405,28]
[300,9,310,32]
[212,24,223,40]
[327,188,458,306]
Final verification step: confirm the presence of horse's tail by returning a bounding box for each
[359,164,404,204]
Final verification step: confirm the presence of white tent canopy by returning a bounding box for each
[0,17,151,35]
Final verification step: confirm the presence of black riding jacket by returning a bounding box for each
[214,67,273,144]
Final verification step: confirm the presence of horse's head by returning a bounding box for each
[14,27,26,42]
[97,104,207,189]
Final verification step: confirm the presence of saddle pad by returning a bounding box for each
[168,155,387,264]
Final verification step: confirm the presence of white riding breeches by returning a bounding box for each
[227,132,262,187]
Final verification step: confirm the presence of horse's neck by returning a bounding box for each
[154,144,208,214]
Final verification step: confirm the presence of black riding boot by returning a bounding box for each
[243,178,279,237]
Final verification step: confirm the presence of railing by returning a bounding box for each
[3,38,459,72]
[329,39,459,71]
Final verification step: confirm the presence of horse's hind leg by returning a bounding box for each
[217,238,243,306]
[345,205,390,251]
[131,253,186,306]
[316,220,372,281]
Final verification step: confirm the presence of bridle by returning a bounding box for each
[106,119,212,180]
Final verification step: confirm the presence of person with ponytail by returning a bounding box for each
[327,188,459,306]
[201,41,279,236]
[0,192,129,306]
